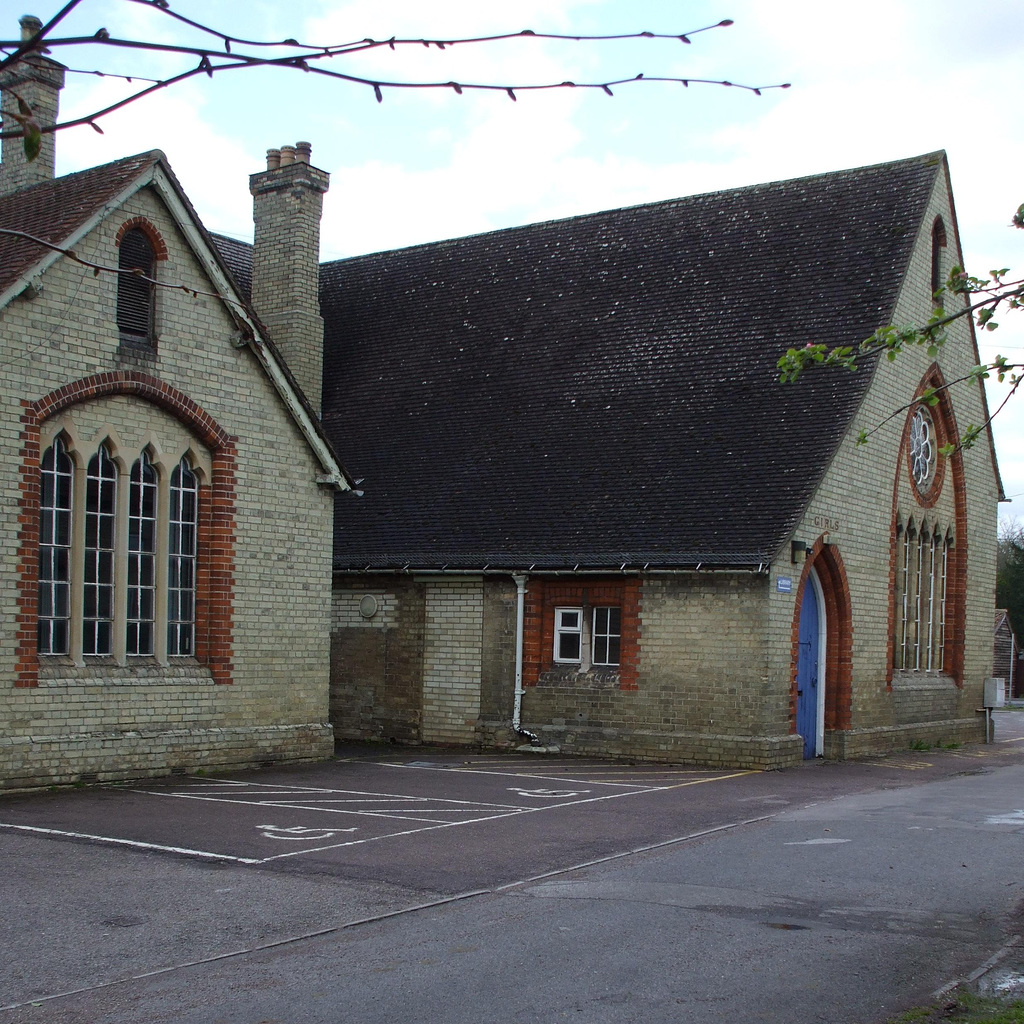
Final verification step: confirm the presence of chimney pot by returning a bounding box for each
[266,148,281,170]
[20,15,43,42]
[295,141,312,164]
[0,13,66,194]
[249,144,330,414]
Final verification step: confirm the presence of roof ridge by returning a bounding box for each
[12,150,163,196]
[321,150,946,269]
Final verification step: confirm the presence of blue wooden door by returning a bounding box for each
[796,578,820,759]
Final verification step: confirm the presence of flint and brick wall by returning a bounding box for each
[518,573,800,768]
[330,578,425,742]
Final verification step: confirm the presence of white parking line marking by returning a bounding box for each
[4,770,755,865]
[783,838,851,846]
[144,777,534,809]
[132,791,508,824]
[380,763,663,789]
[509,787,589,798]
[0,822,261,863]
[256,771,756,862]
[985,810,1024,826]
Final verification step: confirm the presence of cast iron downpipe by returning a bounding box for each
[512,573,538,744]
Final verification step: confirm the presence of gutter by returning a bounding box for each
[333,565,769,577]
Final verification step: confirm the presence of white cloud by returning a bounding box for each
[38,0,1024,515]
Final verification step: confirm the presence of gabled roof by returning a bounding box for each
[0,151,157,298]
[320,153,943,571]
[0,153,351,491]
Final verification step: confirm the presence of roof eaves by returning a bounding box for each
[147,163,354,492]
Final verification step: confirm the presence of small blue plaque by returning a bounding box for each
[776,576,793,593]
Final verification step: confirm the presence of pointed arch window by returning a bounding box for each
[931,217,947,301]
[37,439,203,663]
[168,457,198,657]
[894,519,951,672]
[127,451,158,656]
[83,444,117,656]
[38,436,73,655]
[117,227,156,343]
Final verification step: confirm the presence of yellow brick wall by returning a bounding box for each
[1,184,336,787]
[771,160,999,756]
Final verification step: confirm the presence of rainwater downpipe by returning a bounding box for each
[512,573,538,743]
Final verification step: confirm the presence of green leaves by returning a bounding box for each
[778,202,1024,458]
[22,124,42,162]
[6,90,42,162]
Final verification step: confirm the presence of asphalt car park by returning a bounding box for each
[3,724,1023,893]
[3,720,1024,1020]
[0,754,756,875]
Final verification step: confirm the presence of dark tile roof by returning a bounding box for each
[210,232,253,301]
[319,153,942,571]
[0,151,160,295]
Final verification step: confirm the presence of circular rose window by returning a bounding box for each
[909,407,936,491]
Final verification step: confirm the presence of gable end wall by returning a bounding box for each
[0,185,335,788]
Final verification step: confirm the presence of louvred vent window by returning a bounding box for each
[117,228,156,341]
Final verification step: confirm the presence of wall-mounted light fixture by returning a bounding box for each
[791,540,808,564]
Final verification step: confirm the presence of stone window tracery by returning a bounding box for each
[894,519,952,673]
[37,435,204,664]
[127,451,157,656]
[908,407,936,491]
[83,444,117,656]
[38,436,73,656]
[167,457,198,657]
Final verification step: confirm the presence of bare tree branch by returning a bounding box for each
[0,5,790,140]
[778,204,1024,453]
[0,227,252,315]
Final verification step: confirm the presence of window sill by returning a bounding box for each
[537,665,622,689]
[890,670,956,691]
[116,335,158,361]
[36,659,213,685]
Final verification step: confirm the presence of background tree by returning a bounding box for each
[998,517,1024,646]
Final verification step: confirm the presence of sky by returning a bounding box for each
[12,0,1024,525]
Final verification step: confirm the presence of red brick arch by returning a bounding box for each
[16,373,236,687]
[884,364,967,686]
[789,537,853,737]
[115,217,168,261]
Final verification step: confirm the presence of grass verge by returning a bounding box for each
[888,992,1024,1023]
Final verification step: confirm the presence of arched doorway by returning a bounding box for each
[796,567,826,758]
[790,541,853,759]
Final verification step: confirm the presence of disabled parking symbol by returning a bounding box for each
[508,787,589,799]
[256,824,358,841]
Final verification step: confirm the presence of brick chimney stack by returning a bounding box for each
[0,15,66,194]
[249,141,329,414]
